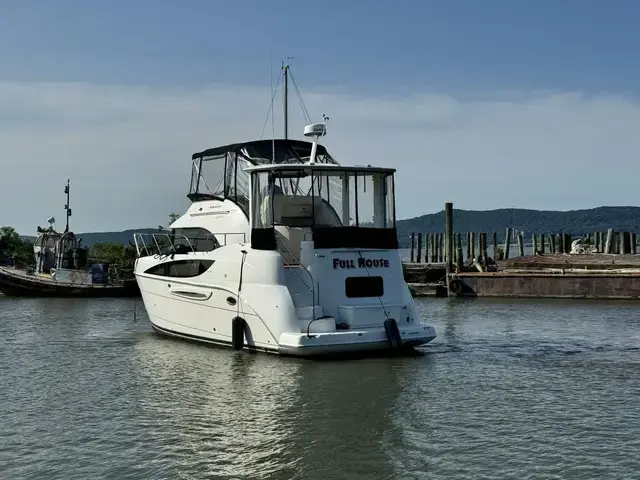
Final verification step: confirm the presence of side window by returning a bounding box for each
[172,228,219,252]
[144,259,214,277]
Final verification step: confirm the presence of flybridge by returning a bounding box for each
[332,258,391,269]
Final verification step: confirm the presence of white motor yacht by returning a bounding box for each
[133,120,436,356]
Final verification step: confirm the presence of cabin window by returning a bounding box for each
[144,259,214,277]
[171,227,219,252]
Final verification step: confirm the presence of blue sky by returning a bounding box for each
[2,0,637,92]
[1,0,639,233]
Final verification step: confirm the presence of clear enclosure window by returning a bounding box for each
[250,169,396,230]
[172,227,219,252]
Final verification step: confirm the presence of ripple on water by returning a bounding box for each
[0,297,639,479]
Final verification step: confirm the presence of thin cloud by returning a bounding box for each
[1,81,639,234]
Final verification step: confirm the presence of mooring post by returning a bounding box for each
[480,232,488,265]
[549,233,555,253]
[564,233,572,254]
[605,229,613,254]
[503,228,512,260]
[622,232,630,255]
[432,233,437,263]
[532,234,538,255]
[517,231,524,257]
[445,203,454,281]
[455,233,463,272]
[631,232,637,254]
[492,232,498,260]
[539,233,545,254]
[439,233,444,263]
[557,233,563,253]
[409,233,415,262]
[470,232,475,261]
[425,233,430,263]
[416,232,423,263]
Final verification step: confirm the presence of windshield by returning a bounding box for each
[188,140,339,217]
[251,168,395,230]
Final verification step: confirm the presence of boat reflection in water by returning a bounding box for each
[131,334,412,479]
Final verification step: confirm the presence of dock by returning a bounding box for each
[402,202,640,299]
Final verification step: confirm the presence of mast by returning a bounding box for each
[64,179,72,233]
[282,62,289,140]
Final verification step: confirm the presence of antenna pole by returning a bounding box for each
[282,62,288,140]
[64,179,71,233]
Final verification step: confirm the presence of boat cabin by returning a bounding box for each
[188,139,338,220]
[246,163,398,263]
[33,228,88,275]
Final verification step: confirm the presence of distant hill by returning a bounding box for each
[396,206,640,247]
[15,206,640,249]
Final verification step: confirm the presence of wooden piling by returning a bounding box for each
[622,232,631,255]
[503,228,512,260]
[416,232,423,263]
[455,233,463,272]
[549,233,556,253]
[532,234,538,256]
[444,203,453,294]
[631,233,637,254]
[517,231,524,257]
[466,232,471,261]
[564,233,572,254]
[605,229,612,254]
[410,232,415,262]
[480,232,488,265]
[470,232,476,260]
[492,232,498,260]
[439,232,444,263]
[539,233,545,254]
[557,233,563,253]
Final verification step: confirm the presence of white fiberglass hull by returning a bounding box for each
[136,273,436,357]
[147,309,436,357]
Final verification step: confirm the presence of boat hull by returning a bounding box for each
[141,291,436,358]
[147,313,435,357]
[0,267,140,298]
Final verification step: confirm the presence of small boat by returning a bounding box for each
[0,180,140,298]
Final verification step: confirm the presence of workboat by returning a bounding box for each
[132,117,436,356]
[0,180,139,297]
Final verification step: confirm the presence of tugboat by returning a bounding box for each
[0,180,139,297]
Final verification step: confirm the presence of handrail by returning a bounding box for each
[276,235,315,299]
[133,232,247,258]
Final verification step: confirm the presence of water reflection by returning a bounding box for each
[131,334,409,480]
[2,296,640,479]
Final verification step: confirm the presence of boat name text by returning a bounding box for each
[332,258,390,269]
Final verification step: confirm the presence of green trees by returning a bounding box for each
[0,226,35,266]
[89,242,137,267]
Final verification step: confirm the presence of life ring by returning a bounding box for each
[449,278,464,295]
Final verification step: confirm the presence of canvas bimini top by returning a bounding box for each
[191,139,338,164]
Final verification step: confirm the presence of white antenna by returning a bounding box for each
[303,114,329,164]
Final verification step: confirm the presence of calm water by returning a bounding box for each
[1,295,639,479]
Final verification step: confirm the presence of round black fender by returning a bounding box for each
[231,316,246,350]
[449,278,464,295]
[383,318,403,349]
